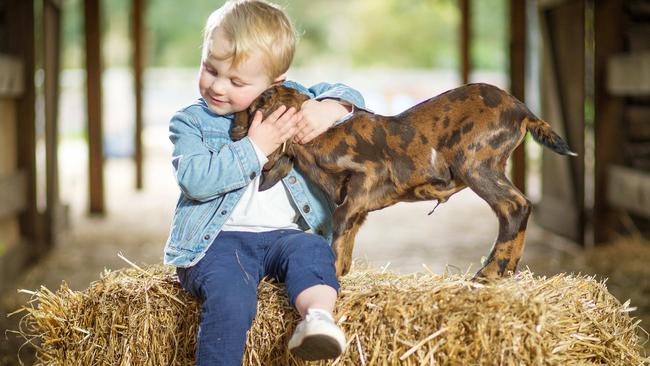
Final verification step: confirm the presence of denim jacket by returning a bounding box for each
[164,81,365,267]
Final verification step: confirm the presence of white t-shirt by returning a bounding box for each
[221,142,300,232]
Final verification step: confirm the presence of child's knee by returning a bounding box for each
[302,234,336,259]
[202,281,258,321]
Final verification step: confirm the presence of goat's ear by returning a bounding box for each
[259,155,294,191]
[231,109,251,141]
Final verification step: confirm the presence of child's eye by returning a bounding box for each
[231,80,244,87]
[203,63,217,75]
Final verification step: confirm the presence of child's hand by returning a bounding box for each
[248,105,301,156]
[293,99,351,144]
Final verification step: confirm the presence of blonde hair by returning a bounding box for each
[202,0,297,79]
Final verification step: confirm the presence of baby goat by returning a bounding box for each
[231,83,576,279]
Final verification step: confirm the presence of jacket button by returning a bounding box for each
[249,172,256,180]
[204,235,210,240]
[221,210,228,215]
[317,229,324,235]
[288,176,297,184]
[303,204,311,213]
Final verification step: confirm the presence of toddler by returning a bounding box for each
[163,1,365,365]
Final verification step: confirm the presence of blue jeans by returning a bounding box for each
[176,229,340,366]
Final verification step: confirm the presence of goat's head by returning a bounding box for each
[231,84,309,191]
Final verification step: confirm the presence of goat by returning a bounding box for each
[231,83,577,279]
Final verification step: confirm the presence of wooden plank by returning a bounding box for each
[0,172,27,220]
[627,0,650,18]
[607,51,650,96]
[627,106,650,140]
[607,165,650,218]
[84,0,105,214]
[627,25,650,51]
[510,0,526,193]
[534,196,580,239]
[0,238,33,294]
[0,98,17,173]
[535,0,586,244]
[625,141,650,157]
[594,0,626,242]
[133,0,145,190]
[460,0,471,84]
[0,54,23,97]
[0,219,20,258]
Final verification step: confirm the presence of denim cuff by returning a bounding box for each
[229,136,263,184]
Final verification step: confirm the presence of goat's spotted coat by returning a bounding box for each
[232,83,576,279]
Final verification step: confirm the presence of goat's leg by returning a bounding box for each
[334,211,368,277]
[330,186,370,277]
[463,171,531,279]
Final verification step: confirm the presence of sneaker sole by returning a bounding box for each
[290,334,343,361]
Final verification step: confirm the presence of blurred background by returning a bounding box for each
[1,0,650,364]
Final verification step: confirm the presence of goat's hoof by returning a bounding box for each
[473,268,500,282]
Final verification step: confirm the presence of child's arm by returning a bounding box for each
[170,112,264,202]
[170,106,300,202]
[282,81,366,144]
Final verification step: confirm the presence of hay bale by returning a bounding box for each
[15,265,650,365]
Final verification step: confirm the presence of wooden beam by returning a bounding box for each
[510,0,527,194]
[594,0,625,242]
[6,0,39,245]
[43,0,62,247]
[460,0,471,84]
[0,172,27,220]
[607,51,650,96]
[84,0,105,214]
[132,0,145,190]
[0,55,24,97]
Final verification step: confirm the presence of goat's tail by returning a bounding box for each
[525,117,578,156]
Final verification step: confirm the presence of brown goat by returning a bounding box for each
[231,83,576,279]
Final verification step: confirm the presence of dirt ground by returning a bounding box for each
[2,151,649,365]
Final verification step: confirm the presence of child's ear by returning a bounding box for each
[272,74,286,85]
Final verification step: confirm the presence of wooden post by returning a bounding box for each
[43,0,62,247]
[6,0,39,247]
[593,0,624,242]
[132,0,145,190]
[510,0,527,193]
[460,0,471,84]
[84,0,105,214]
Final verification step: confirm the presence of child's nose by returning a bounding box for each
[210,78,228,95]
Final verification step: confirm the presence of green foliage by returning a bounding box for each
[60,0,506,70]
[472,0,507,70]
[145,0,225,67]
[348,0,460,68]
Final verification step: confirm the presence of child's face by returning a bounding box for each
[199,27,282,115]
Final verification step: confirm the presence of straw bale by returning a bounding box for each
[15,265,650,365]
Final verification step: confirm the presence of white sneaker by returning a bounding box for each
[288,309,347,361]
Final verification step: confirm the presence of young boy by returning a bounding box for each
[163,1,365,365]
